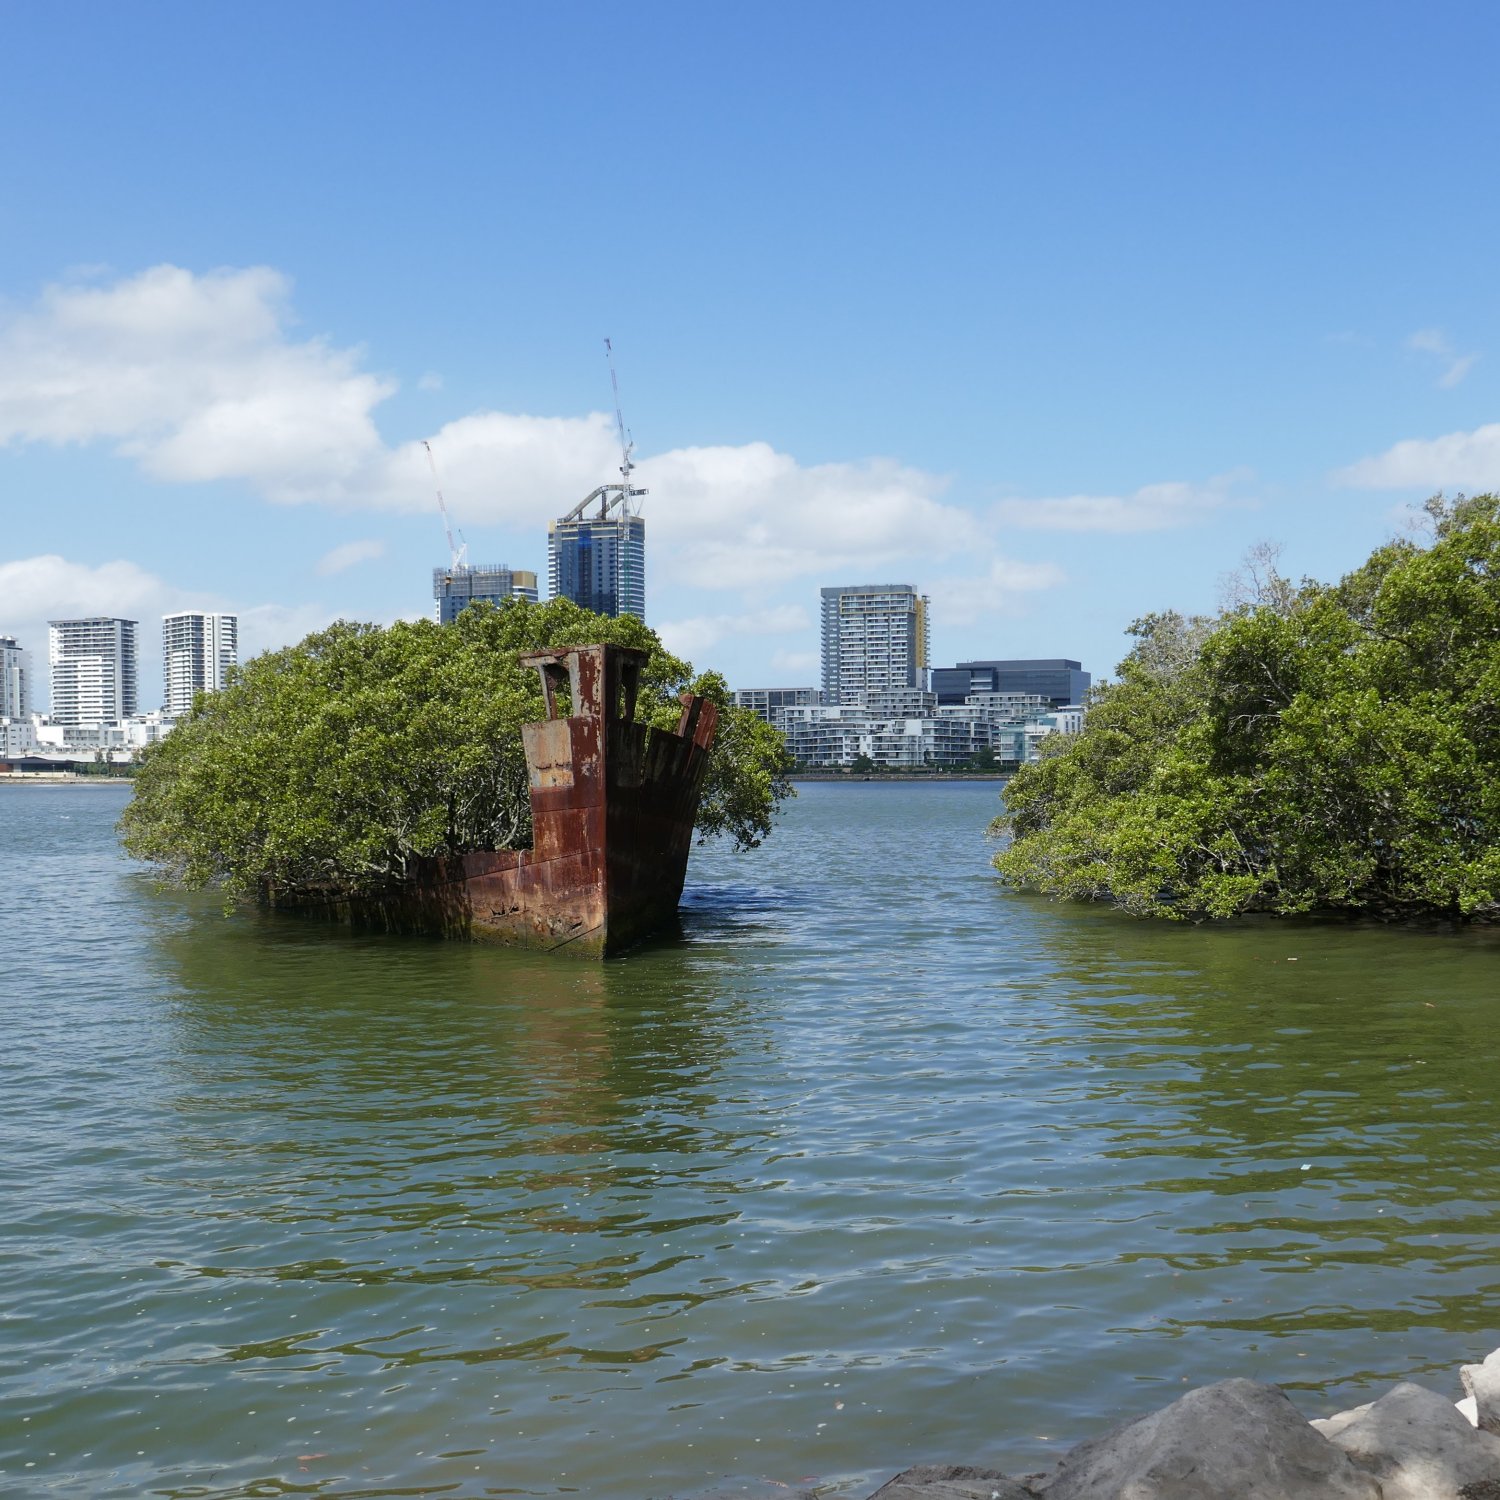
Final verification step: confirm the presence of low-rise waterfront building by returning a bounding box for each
[731,688,822,729]
[776,684,1088,770]
[34,709,177,753]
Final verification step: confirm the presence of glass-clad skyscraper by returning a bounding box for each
[548,503,646,621]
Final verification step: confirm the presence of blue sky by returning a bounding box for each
[3,2,1499,707]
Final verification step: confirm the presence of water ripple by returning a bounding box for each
[3,783,1500,1497]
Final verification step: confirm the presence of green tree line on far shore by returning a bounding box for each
[119,598,794,906]
[994,494,1500,923]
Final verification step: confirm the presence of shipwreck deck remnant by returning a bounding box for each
[308,642,718,956]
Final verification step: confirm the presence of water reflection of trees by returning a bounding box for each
[1006,898,1500,1355]
[145,909,769,1319]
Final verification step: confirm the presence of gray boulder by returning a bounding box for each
[1034,1377,1381,1499]
[1311,1401,1375,1441]
[865,1464,1039,1500]
[1323,1380,1500,1500]
[1463,1349,1500,1436]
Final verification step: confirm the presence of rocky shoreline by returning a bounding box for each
[701,1349,1500,1500]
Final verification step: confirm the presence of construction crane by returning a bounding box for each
[603,337,647,518]
[423,439,468,576]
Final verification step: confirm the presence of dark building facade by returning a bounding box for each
[932,658,1090,709]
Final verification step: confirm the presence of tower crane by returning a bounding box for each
[604,337,647,517]
[423,440,468,576]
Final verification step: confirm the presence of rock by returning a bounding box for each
[1462,1349,1500,1436]
[1034,1377,1381,1499]
[865,1464,1039,1500]
[1323,1379,1500,1500]
[1310,1401,1374,1440]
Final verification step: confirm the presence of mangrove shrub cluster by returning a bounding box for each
[119,598,794,904]
[995,495,1500,922]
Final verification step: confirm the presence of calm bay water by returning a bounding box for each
[3,780,1500,1498]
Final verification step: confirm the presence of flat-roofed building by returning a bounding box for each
[821,584,930,705]
[163,612,238,716]
[731,687,821,729]
[932,658,1089,709]
[1,635,31,722]
[47,617,138,727]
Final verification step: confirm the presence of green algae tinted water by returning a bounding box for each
[3,781,1499,1498]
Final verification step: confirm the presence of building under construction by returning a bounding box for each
[547,337,648,621]
[547,500,645,621]
[432,564,539,624]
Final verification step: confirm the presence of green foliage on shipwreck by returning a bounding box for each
[995,495,1500,922]
[119,598,794,905]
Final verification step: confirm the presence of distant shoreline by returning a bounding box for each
[789,772,1008,782]
[0,775,134,786]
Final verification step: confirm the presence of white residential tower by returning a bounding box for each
[48,618,139,727]
[163,612,238,716]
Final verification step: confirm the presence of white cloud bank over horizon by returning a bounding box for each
[1338,421,1500,492]
[0,262,1261,666]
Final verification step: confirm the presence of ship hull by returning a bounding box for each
[283,644,719,958]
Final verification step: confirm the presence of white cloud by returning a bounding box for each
[928,555,1068,626]
[1439,354,1480,390]
[1337,422,1500,491]
[993,475,1244,533]
[1406,327,1479,389]
[655,603,811,660]
[0,553,182,622]
[316,538,386,575]
[235,602,341,659]
[0,264,394,504]
[769,648,819,677]
[417,371,444,391]
[0,264,1003,591]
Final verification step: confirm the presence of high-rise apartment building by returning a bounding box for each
[163,612,239,716]
[432,564,540,624]
[47,617,139,726]
[548,492,646,621]
[820,584,930,705]
[1,635,32,722]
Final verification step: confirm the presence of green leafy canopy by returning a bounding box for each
[119,598,795,904]
[993,495,1500,922]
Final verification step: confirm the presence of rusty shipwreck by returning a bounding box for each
[296,642,719,957]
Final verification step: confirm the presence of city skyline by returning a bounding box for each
[3,7,1499,705]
